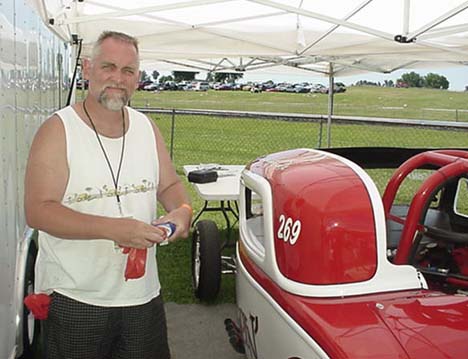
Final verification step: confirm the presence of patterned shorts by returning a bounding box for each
[44,292,170,359]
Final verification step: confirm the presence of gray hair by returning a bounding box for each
[91,31,139,60]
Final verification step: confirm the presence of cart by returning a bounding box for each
[184,165,244,301]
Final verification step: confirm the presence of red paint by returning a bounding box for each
[239,245,468,359]
[249,149,377,284]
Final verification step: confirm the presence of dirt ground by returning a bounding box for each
[166,302,246,359]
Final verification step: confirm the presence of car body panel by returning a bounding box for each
[249,151,377,284]
[238,248,468,359]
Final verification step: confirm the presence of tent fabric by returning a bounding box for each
[30,0,468,76]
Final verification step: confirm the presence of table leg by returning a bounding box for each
[191,201,209,227]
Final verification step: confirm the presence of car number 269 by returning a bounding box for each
[277,214,302,245]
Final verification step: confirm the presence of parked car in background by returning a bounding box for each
[396,80,409,88]
[76,79,88,90]
[284,84,297,93]
[176,81,190,90]
[143,82,160,91]
[310,83,325,93]
[215,83,234,90]
[160,81,178,91]
[250,85,262,93]
[261,82,276,91]
[194,82,210,91]
[320,82,347,94]
[335,82,346,90]
[294,84,311,93]
[138,80,153,90]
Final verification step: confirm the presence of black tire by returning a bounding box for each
[191,220,221,301]
[21,240,41,358]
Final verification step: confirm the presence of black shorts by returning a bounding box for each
[44,292,170,359]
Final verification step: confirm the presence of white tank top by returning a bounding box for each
[35,106,160,306]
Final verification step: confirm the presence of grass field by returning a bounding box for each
[80,86,468,304]
[77,85,468,121]
[125,86,468,121]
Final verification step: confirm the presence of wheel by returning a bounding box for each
[191,220,221,301]
[22,240,41,358]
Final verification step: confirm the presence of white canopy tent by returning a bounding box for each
[30,0,468,145]
[31,0,468,75]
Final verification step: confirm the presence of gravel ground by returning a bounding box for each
[166,302,246,359]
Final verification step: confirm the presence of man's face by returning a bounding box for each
[84,38,140,111]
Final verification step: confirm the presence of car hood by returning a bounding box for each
[289,290,468,358]
[373,293,468,358]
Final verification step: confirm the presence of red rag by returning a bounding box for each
[122,247,147,280]
[24,293,51,320]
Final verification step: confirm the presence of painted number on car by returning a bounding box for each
[277,215,301,245]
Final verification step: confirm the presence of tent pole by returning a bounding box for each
[327,63,334,147]
[403,0,410,36]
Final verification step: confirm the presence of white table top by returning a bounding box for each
[183,165,245,201]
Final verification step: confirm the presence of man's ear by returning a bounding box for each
[82,58,91,80]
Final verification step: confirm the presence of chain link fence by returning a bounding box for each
[140,108,468,193]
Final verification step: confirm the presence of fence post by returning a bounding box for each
[170,109,175,160]
[317,118,323,148]
[456,109,459,122]
[326,63,334,148]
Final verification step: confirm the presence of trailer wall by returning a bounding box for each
[0,1,70,357]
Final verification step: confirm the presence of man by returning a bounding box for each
[24,31,192,358]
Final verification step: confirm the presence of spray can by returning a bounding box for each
[155,222,176,246]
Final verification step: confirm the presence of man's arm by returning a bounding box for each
[150,120,192,239]
[24,115,167,248]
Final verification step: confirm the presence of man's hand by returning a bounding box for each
[151,206,192,243]
[111,217,171,249]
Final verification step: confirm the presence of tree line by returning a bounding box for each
[397,71,449,89]
[141,69,449,90]
[140,70,243,84]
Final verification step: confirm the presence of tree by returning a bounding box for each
[140,70,150,81]
[205,72,214,82]
[399,71,424,88]
[214,72,243,83]
[424,73,449,89]
[159,75,174,83]
[152,70,160,81]
[172,71,199,82]
[354,80,379,86]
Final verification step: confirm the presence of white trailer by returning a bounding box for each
[0,1,70,357]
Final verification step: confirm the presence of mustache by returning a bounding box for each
[103,84,127,92]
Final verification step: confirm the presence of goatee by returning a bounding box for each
[99,89,128,111]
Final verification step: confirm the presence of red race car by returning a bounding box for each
[224,148,468,359]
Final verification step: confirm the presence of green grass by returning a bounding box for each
[78,86,468,304]
[78,86,468,121]
[127,86,468,121]
[157,228,237,304]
